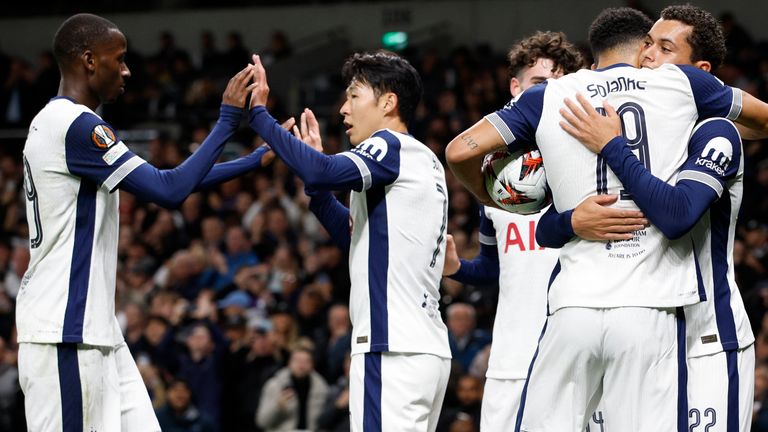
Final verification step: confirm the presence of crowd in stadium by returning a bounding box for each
[1,6,768,432]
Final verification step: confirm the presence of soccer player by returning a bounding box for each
[445,7,762,431]
[248,52,451,431]
[18,13,274,431]
[441,31,616,431]
[538,5,756,431]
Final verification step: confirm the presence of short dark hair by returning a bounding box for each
[660,5,726,71]
[53,13,119,69]
[588,7,653,59]
[341,50,423,124]
[507,31,585,78]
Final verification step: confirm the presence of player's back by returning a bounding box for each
[347,130,451,359]
[18,97,123,346]
[483,205,559,379]
[488,63,739,312]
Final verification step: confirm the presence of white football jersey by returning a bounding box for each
[678,118,754,357]
[486,63,740,312]
[343,129,451,358]
[18,97,145,346]
[482,205,559,379]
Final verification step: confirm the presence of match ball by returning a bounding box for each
[483,149,551,214]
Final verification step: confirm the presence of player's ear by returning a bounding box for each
[509,77,522,97]
[694,60,711,73]
[82,50,96,72]
[381,92,398,116]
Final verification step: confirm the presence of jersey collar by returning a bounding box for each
[593,63,634,72]
[50,96,76,103]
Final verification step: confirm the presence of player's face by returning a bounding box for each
[90,30,131,104]
[510,57,563,97]
[641,19,697,69]
[340,79,387,146]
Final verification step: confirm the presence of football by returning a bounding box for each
[483,149,551,214]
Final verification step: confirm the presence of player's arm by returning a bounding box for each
[536,195,647,247]
[248,55,388,192]
[305,188,351,252]
[116,65,257,208]
[734,90,768,138]
[445,120,506,206]
[446,84,545,206]
[561,95,739,239]
[444,209,500,285]
[194,145,272,191]
[194,117,295,190]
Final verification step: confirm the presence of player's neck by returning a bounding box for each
[379,116,408,136]
[58,78,100,111]
[594,51,639,70]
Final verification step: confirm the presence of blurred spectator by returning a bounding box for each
[256,347,328,431]
[446,303,491,373]
[221,324,281,432]
[438,374,483,432]
[3,243,28,298]
[0,336,21,432]
[169,321,228,427]
[316,353,350,432]
[261,31,293,66]
[315,303,351,382]
[156,378,216,432]
[221,32,250,77]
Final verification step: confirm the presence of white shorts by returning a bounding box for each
[517,307,682,432]
[350,352,450,432]
[18,341,160,432]
[482,377,607,432]
[481,378,524,431]
[687,344,755,432]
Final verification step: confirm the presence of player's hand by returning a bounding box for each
[222,64,256,108]
[292,108,323,152]
[559,93,622,153]
[572,195,648,241]
[250,54,270,109]
[443,234,461,276]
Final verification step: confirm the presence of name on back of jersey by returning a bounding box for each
[587,77,648,98]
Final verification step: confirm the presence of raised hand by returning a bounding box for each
[559,93,622,153]
[291,108,323,152]
[222,64,257,108]
[250,54,270,109]
[442,234,461,276]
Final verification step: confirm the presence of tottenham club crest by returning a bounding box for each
[91,124,117,149]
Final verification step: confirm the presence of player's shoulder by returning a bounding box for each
[691,117,740,143]
[348,129,403,163]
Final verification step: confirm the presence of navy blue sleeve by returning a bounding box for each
[195,146,270,190]
[306,188,351,252]
[676,118,742,196]
[677,65,739,120]
[249,106,381,192]
[340,130,401,190]
[484,82,546,152]
[449,243,499,285]
[535,205,574,248]
[448,208,500,285]
[64,112,143,189]
[600,118,741,239]
[118,105,242,208]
